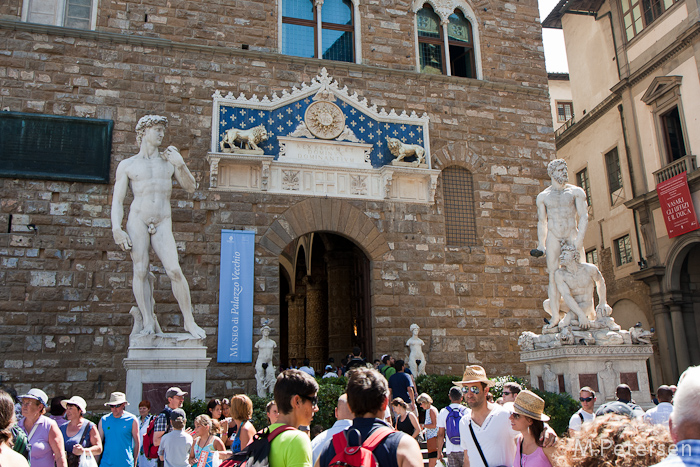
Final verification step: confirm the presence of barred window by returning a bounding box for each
[614,235,633,266]
[442,166,476,246]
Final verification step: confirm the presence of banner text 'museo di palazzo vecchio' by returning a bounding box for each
[218,230,255,363]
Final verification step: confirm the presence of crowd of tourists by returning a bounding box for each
[1,359,698,467]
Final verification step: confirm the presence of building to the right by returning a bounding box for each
[543,0,700,386]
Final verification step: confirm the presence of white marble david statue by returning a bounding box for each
[111,115,206,340]
[255,325,277,397]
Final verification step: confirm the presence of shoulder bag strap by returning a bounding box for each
[26,421,40,443]
[468,420,489,467]
[77,420,90,446]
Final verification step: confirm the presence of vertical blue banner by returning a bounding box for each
[218,230,255,363]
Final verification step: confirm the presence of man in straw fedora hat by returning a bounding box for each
[453,366,556,467]
[98,392,139,467]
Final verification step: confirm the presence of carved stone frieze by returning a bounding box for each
[282,170,300,191]
[351,175,367,196]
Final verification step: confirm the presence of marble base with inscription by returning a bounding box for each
[124,326,210,408]
[520,344,654,410]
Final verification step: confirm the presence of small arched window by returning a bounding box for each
[441,166,477,246]
[282,0,355,63]
[416,5,476,78]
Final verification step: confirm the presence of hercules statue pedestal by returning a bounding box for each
[520,160,654,409]
[113,115,210,408]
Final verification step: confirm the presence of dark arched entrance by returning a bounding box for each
[279,233,371,370]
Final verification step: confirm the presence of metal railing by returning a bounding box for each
[653,154,698,184]
[554,116,575,138]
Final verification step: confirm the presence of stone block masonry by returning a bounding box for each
[0,0,554,404]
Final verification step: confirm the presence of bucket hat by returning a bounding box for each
[61,396,87,414]
[104,392,129,406]
[19,388,49,406]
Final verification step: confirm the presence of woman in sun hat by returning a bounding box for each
[509,390,556,467]
[19,388,68,467]
[60,396,102,467]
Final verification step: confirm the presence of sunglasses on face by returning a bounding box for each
[502,391,512,396]
[300,395,318,407]
[511,413,521,419]
[462,386,481,394]
[579,396,594,402]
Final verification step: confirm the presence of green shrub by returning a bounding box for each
[531,389,579,436]
[250,394,274,430]
[416,374,462,410]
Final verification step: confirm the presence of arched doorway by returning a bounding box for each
[678,244,700,366]
[279,233,372,370]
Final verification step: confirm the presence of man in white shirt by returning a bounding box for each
[644,385,674,428]
[456,366,556,467]
[568,386,596,436]
[437,386,468,467]
[310,394,353,465]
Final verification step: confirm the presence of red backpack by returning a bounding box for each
[328,427,394,467]
[142,410,171,460]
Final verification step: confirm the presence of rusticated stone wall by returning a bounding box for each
[0,0,554,405]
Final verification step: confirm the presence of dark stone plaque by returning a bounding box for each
[142,382,192,415]
[578,374,600,392]
[0,111,113,183]
[620,372,639,391]
[537,376,543,391]
[558,374,565,393]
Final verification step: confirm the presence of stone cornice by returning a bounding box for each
[520,344,653,361]
[0,19,548,98]
[556,21,700,148]
[555,93,621,148]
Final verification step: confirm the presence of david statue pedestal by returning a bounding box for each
[113,115,211,408]
[519,159,654,409]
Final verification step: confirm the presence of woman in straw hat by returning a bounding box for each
[509,390,555,467]
[60,396,102,467]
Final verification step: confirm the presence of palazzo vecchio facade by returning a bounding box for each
[0,0,556,402]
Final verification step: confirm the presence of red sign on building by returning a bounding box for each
[656,172,699,238]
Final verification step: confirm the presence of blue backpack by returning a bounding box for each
[445,406,466,444]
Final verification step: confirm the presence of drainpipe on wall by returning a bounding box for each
[618,104,646,267]
[597,12,622,80]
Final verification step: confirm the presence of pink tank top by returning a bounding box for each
[514,436,552,467]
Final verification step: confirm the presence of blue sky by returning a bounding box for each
[539,0,569,73]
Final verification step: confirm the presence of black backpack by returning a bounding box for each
[220,425,296,467]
